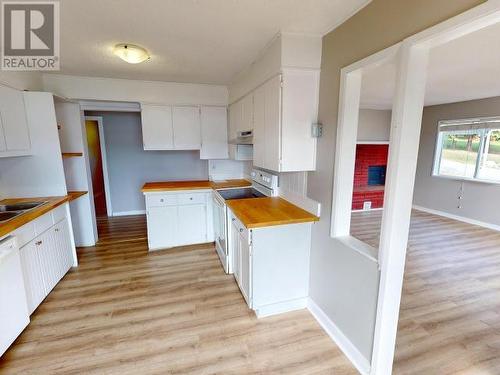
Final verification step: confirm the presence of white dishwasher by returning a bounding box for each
[0,236,29,356]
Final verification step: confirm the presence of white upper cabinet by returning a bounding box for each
[141,104,174,150]
[240,93,253,131]
[228,34,321,172]
[200,106,228,159]
[141,104,203,151]
[0,84,31,156]
[263,75,282,172]
[172,106,201,150]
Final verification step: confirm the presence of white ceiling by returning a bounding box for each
[52,0,369,85]
[360,21,500,109]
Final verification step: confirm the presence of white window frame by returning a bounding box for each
[432,116,500,184]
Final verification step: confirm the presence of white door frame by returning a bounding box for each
[85,116,113,216]
[331,1,500,374]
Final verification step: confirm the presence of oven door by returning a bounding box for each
[212,191,229,273]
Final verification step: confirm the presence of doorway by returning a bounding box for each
[85,116,111,218]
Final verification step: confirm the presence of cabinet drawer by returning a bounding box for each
[13,221,35,248]
[146,194,178,207]
[52,204,67,223]
[177,193,206,205]
[34,213,53,235]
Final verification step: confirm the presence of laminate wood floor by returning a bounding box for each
[351,209,500,374]
[1,215,356,375]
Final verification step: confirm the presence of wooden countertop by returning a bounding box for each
[0,196,70,238]
[67,191,88,201]
[226,197,319,229]
[142,179,251,192]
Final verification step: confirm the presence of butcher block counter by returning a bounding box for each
[141,179,251,192]
[226,197,319,229]
[0,196,71,238]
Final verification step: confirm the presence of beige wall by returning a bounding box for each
[308,0,485,362]
[414,96,500,227]
[358,109,392,142]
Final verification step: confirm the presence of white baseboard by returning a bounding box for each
[412,205,500,232]
[278,188,321,216]
[255,298,308,318]
[113,210,146,217]
[308,298,371,375]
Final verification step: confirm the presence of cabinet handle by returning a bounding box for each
[239,228,243,233]
[232,218,236,222]
[189,197,193,200]
[160,199,164,202]
[55,228,59,232]
[35,240,42,246]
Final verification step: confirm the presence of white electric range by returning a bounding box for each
[212,169,278,273]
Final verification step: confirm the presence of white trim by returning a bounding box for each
[370,2,500,375]
[278,188,321,216]
[356,140,390,145]
[85,116,113,217]
[413,205,500,232]
[80,100,141,112]
[255,298,308,318]
[331,44,400,239]
[113,210,146,217]
[308,298,371,375]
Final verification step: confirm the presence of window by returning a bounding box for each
[433,117,500,183]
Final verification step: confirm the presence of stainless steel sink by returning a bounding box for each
[0,211,22,222]
[0,201,47,212]
[0,201,47,223]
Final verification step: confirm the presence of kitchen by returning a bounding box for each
[0,11,330,371]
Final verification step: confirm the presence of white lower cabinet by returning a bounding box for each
[17,206,75,315]
[145,191,212,251]
[147,206,178,250]
[229,209,312,318]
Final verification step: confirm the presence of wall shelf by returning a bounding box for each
[62,152,83,158]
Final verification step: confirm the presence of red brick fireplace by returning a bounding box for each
[352,144,389,210]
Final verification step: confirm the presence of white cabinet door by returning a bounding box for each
[147,206,178,250]
[239,229,252,306]
[177,204,207,246]
[231,218,240,283]
[240,93,253,131]
[228,100,242,141]
[52,219,73,281]
[141,104,174,150]
[200,106,228,159]
[173,106,201,150]
[252,84,266,169]
[0,85,30,152]
[19,242,46,315]
[264,75,282,172]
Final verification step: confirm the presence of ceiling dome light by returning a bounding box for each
[113,44,150,64]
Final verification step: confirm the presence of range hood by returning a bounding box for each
[229,130,253,145]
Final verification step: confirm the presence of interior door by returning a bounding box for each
[173,106,201,150]
[141,105,174,150]
[85,119,107,217]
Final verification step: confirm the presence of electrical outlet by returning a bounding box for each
[363,201,372,210]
